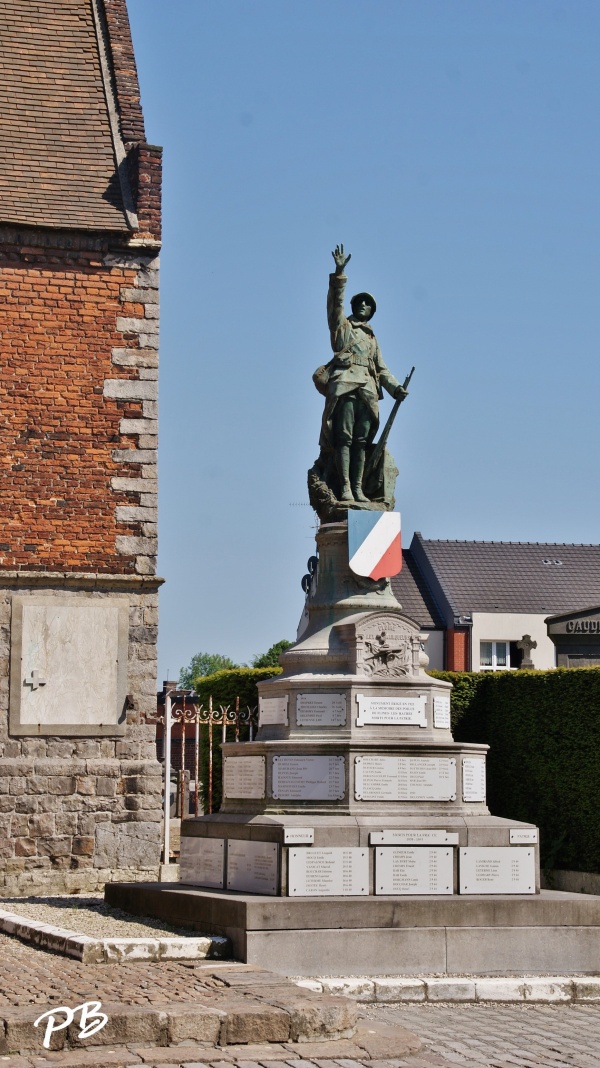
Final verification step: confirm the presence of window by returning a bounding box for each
[479,640,520,671]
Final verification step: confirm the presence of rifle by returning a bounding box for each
[367,365,415,474]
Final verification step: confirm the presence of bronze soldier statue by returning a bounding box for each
[309,245,409,517]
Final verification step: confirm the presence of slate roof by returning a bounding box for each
[391,549,445,629]
[0,0,130,231]
[411,534,600,618]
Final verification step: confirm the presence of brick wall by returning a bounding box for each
[446,627,471,671]
[0,241,158,575]
[128,143,163,241]
[103,0,146,145]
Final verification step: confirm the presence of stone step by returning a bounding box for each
[105,883,600,976]
[2,1017,421,1067]
[0,967,357,1056]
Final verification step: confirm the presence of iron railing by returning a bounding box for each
[149,694,258,859]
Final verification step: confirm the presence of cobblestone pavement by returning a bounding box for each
[365,1002,600,1066]
[0,936,228,1010]
[4,930,600,1067]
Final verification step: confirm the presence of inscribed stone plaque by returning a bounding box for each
[272,755,345,801]
[288,847,369,896]
[355,756,456,801]
[356,693,426,727]
[296,692,346,726]
[226,840,278,894]
[509,828,538,844]
[9,596,129,736]
[375,847,454,895]
[370,830,459,845]
[223,756,265,799]
[433,694,451,729]
[459,847,536,894]
[283,828,314,844]
[259,695,288,726]
[179,837,224,888]
[462,757,486,802]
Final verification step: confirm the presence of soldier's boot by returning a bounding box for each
[336,446,354,502]
[350,445,369,502]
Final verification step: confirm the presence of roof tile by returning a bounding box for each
[415,538,600,615]
[0,0,129,231]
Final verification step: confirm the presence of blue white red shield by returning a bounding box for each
[348,511,402,579]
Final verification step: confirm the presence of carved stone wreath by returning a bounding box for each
[363,628,412,678]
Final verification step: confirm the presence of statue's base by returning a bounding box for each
[106,517,589,977]
[105,880,600,976]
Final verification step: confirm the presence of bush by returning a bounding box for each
[428,670,489,735]
[430,668,600,873]
[194,666,282,709]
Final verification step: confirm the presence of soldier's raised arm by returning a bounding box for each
[328,244,350,349]
[331,244,351,275]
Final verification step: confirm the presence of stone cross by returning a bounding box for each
[24,670,47,690]
[516,634,537,669]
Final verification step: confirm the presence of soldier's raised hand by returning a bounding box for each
[332,244,351,274]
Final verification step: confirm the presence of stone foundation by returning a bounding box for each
[0,578,162,895]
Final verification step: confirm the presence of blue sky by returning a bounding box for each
[126,0,600,681]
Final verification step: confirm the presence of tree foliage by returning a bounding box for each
[251,639,293,668]
[178,651,238,689]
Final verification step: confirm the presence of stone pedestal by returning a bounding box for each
[178,521,540,895]
[103,518,600,974]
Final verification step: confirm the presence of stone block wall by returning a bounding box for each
[0,581,162,895]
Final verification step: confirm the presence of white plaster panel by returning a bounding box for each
[422,630,444,671]
[10,596,128,734]
[471,613,556,672]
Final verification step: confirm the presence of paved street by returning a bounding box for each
[3,930,600,1066]
[365,1002,600,1067]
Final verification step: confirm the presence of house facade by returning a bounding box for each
[393,533,600,673]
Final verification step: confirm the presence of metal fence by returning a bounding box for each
[149,691,258,862]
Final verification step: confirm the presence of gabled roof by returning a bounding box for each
[391,549,445,629]
[0,0,134,231]
[410,533,600,619]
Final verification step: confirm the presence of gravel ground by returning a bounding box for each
[0,894,204,939]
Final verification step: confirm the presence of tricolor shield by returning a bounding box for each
[348,511,402,579]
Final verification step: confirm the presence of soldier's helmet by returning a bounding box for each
[350,292,377,319]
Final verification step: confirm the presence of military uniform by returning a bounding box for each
[314,271,401,502]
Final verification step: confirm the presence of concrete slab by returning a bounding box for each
[106,882,600,977]
[446,924,600,975]
[245,927,447,976]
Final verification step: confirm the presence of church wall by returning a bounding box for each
[0,235,163,894]
[0,240,158,575]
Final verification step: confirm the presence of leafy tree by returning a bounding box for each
[178,651,238,689]
[251,639,293,668]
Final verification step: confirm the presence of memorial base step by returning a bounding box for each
[105,883,600,976]
[178,812,541,895]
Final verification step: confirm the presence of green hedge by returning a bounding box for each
[194,666,282,709]
[190,665,600,870]
[430,668,600,873]
[193,667,282,812]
